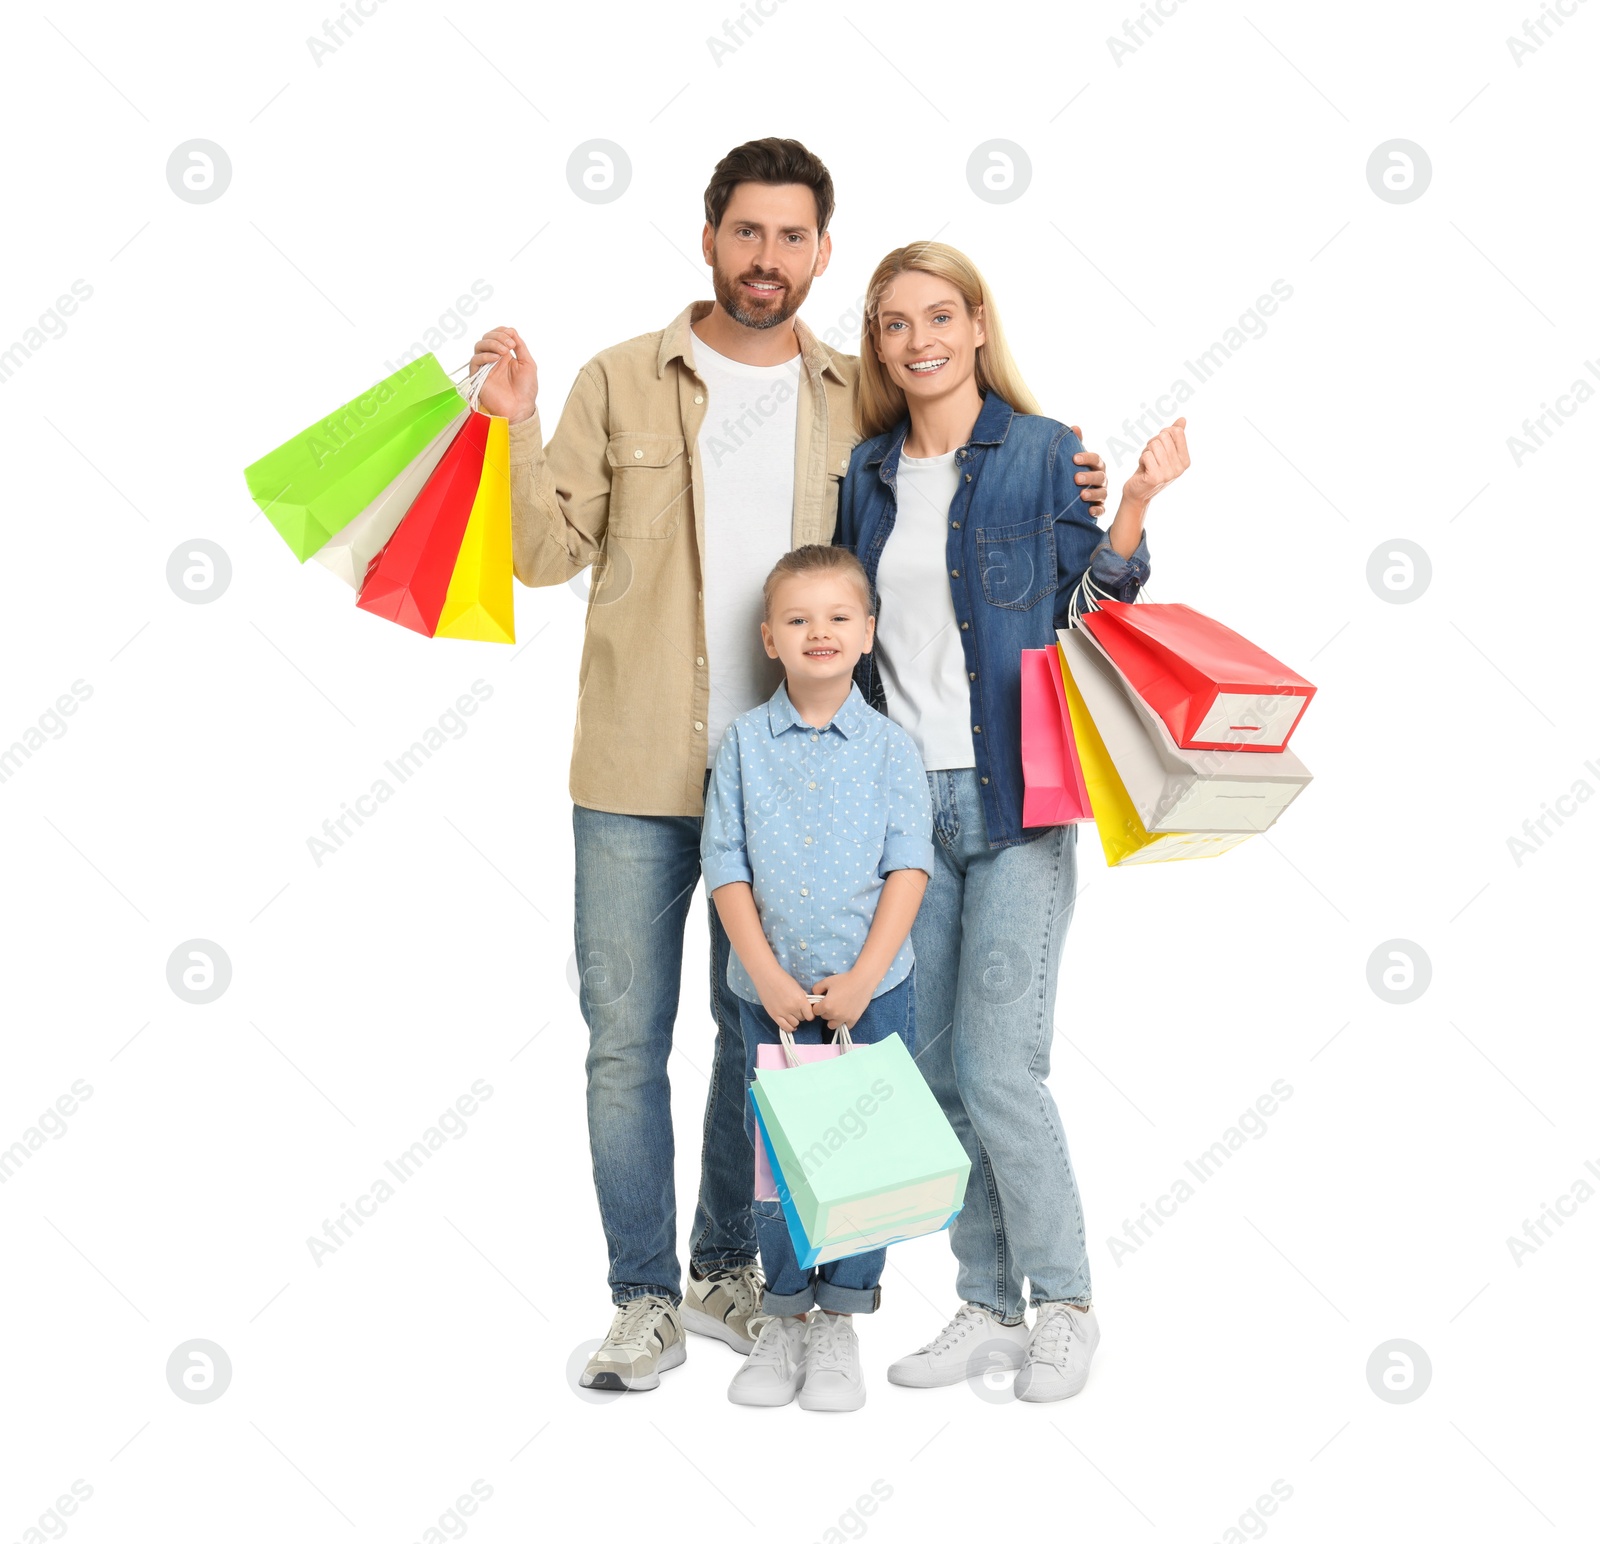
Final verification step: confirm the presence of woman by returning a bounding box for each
[835,241,1189,1403]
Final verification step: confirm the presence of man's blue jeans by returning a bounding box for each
[739,971,917,1316]
[573,783,756,1306]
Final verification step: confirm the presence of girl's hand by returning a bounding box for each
[1121,418,1190,507]
[755,967,815,1033]
[810,969,874,1033]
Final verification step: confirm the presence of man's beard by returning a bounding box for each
[711,263,812,331]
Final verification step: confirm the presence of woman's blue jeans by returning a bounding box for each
[912,769,1092,1323]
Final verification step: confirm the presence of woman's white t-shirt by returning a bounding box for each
[872,449,976,771]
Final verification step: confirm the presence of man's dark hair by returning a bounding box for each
[703,138,835,236]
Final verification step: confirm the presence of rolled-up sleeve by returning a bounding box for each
[877,729,935,879]
[700,727,754,893]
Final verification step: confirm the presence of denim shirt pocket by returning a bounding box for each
[975,512,1058,611]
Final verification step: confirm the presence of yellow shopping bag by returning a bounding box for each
[436,415,515,643]
[1056,633,1251,867]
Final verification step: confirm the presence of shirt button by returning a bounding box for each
[799,940,808,950]
[981,776,990,785]
[800,887,809,897]
[950,520,959,529]
[694,720,703,732]
[634,449,644,459]
[696,656,705,666]
[965,473,972,483]
[973,724,982,734]
[808,781,817,790]
[969,670,977,680]
[804,836,813,846]
[950,569,960,578]
[839,456,849,470]
[694,394,704,404]
[960,622,969,630]
[810,733,819,741]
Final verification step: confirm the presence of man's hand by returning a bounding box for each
[469,326,539,425]
[809,968,874,1033]
[1068,426,1108,515]
[1122,418,1190,507]
[753,965,816,1034]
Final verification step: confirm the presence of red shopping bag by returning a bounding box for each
[357,411,490,636]
[1079,600,1315,753]
[1020,647,1091,826]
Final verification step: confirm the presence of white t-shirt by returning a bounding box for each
[873,449,975,770]
[691,335,803,765]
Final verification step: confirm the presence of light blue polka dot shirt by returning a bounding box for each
[701,680,935,1006]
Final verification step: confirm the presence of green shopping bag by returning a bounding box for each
[243,354,467,561]
[750,1030,970,1267]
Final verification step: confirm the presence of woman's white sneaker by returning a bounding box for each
[579,1296,686,1392]
[886,1304,1031,1389]
[797,1313,866,1412]
[1014,1303,1100,1402]
[727,1314,809,1407]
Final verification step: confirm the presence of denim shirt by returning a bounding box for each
[701,680,935,1004]
[836,392,1151,849]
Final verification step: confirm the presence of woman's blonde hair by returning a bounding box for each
[855,240,1042,441]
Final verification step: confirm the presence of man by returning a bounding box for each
[469,137,1109,1393]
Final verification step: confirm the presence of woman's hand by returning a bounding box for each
[1121,418,1190,507]
[809,968,874,1033]
[468,326,540,425]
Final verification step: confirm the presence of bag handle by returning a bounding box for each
[777,1022,856,1068]
[1064,568,1116,630]
[451,357,499,414]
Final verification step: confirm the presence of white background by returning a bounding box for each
[3,1,1597,1540]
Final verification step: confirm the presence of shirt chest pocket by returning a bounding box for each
[828,776,883,857]
[975,513,1057,610]
[605,433,688,539]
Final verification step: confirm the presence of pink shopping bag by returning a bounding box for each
[1020,647,1092,827]
[753,1039,844,1199]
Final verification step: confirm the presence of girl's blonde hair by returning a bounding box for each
[855,240,1042,441]
[762,543,872,619]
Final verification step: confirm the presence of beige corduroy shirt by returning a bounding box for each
[510,301,861,816]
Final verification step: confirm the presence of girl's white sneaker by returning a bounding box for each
[727,1314,808,1407]
[1015,1303,1100,1402]
[797,1312,866,1412]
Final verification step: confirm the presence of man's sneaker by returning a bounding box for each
[578,1296,686,1393]
[682,1263,764,1354]
[886,1304,1031,1389]
[1015,1303,1100,1403]
[727,1314,808,1407]
[797,1313,866,1412]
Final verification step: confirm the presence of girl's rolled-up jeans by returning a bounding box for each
[738,970,916,1315]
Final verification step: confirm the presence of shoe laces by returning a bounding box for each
[713,1263,765,1320]
[806,1314,856,1374]
[607,1295,671,1351]
[745,1314,801,1370]
[919,1305,995,1357]
[1029,1304,1080,1366]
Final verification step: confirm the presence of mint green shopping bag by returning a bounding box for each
[243,354,466,561]
[750,1031,970,1267]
